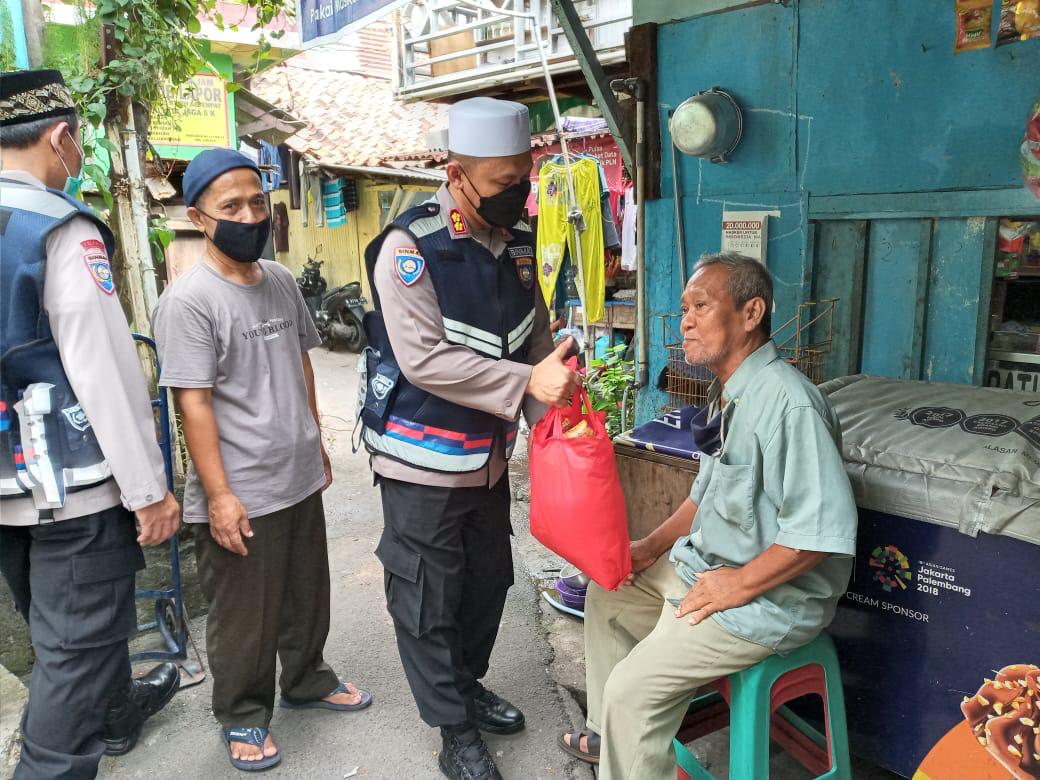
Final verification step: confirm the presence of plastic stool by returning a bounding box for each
[674,632,852,780]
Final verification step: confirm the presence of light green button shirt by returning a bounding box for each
[669,341,857,654]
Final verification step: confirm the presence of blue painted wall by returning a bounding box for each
[0,0,31,69]
[638,0,1040,420]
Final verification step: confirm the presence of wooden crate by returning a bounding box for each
[570,302,637,330]
[615,442,699,541]
[430,30,477,77]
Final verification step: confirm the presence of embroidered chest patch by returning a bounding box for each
[515,257,534,288]
[394,248,425,286]
[81,239,114,295]
[61,404,91,432]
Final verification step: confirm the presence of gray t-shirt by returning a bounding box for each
[154,260,324,522]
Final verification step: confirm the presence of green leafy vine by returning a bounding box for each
[39,0,293,261]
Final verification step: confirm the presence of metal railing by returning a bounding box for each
[394,0,632,101]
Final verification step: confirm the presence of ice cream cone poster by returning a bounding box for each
[916,664,1040,780]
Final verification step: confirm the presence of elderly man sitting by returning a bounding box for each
[558,252,858,779]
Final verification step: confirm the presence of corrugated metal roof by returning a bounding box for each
[320,163,446,183]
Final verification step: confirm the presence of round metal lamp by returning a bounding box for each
[669,87,743,163]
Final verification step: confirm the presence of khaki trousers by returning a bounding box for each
[585,556,773,780]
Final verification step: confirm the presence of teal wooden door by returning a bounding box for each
[811,215,998,385]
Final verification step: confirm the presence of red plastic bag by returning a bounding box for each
[529,387,632,591]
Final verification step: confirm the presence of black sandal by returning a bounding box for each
[557,729,601,764]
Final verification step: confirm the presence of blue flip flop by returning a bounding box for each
[223,726,281,772]
[279,680,374,712]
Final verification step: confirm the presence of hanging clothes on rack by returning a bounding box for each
[342,179,359,212]
[273,202,290,253]
[288,150,302,210]
[309,170,324,228]
[258,141,283,191]
[322,178,347,227]
[536,156,605,323]
[532,152,620,250]
[620,182,637,272]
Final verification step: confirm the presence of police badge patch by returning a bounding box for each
[81,239,114,295]
[515,257,534,288]
[372,372,395,400]
[61,404,91,432]
[394,248,425,286]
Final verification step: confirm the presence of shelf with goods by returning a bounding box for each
[986,217,1040,392]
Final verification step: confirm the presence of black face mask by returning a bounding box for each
[461,169,531,229]
[198,211,271,263]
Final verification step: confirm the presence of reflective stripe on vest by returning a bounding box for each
[364,415,519,473]
[442,316,503,358]
[507,308,536,355]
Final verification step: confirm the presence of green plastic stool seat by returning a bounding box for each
[674,632,852,780]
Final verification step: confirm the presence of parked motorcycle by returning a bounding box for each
[296,252,368,352]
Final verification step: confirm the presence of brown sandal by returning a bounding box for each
[557,729,600,764]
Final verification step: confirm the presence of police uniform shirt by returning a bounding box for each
[371,185,554,488]
[0,172,168,525]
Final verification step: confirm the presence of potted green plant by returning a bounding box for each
[586,343,637,438]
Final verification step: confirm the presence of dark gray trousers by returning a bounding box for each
[194,490,340,728]
[376,475,513,727]
[0,506,144,780]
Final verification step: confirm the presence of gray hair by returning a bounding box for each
[691,252,773,333]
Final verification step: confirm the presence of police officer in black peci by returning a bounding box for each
[0,69,181,779]
[361,97,582,779]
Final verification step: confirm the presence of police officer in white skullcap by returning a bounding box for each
[361,97,581,779]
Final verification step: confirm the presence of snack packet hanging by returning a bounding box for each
[1023,100,1040,199]
[955,0,994,52]
[997,0,1040,44]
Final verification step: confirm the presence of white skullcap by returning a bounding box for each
[448,97,531,157]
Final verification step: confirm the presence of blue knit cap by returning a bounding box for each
[182,148,261,208]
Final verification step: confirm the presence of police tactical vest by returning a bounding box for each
[0,176,115,510]
[360,201,537,473]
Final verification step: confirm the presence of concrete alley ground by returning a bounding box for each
[81,346,592,780]
[1,347,898,780]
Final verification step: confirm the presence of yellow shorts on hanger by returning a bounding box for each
[536,158,605,323]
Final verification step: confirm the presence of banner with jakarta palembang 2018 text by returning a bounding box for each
[297,0,410,47]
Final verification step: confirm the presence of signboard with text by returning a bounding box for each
[150,73,232,154]
[297,0,409,47]
[721,210,769,263]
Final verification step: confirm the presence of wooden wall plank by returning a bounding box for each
[811,220,867,380]
[860,219,932,379]
[924,217,993,384]
[809,188,1040,220]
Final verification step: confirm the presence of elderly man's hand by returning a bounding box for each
[675,566,749,625]
[623,537,665,585]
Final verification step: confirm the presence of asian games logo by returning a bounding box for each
[869,544,913,593]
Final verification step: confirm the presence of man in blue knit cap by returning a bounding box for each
[153,148,372,772]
